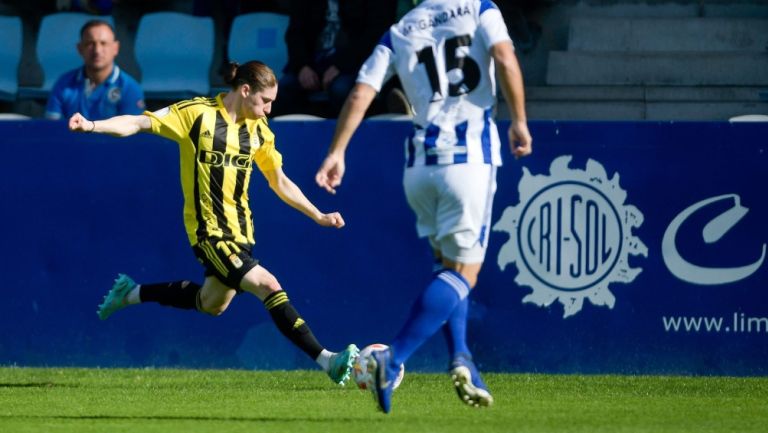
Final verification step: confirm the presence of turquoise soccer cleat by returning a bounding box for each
[327,344,359,385]
[97,273,137,320]
[450,353,494,407]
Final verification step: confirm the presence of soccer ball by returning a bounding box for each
[353,343,405,391]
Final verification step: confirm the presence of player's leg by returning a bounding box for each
[388,168,466,363]
[385,164,494,408]
[431,248,471,359]
[438,246,473,360]
[97,237,251,320]
[432,248,485,398]
[442,295,470,358]
[385,236,477,369]
[97,274,208,320]
[436,164,497,407]
[432,240,494,408]
[368,264,467,413]
[239,264,324,358]
[196,276,238,315]
[239,264,358,385]
[366,167,469,412]
[193,237,358,383]
[440,258,493,407]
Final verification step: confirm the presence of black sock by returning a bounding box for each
[139,281,201,310]
[263,291,323,359]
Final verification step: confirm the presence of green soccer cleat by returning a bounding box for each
[327,344,360,385]
[97,273,137,320]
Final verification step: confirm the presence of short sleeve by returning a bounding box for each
[356,32,397,92]
[144,105,188,143]
[253,123,283,172]
[477,1,513,50]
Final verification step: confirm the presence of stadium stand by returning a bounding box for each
[18,13,115,100]
[4,0,768,120]
[228,12,290,78]
[518,1,768,120]
[0,15,22,102]
[134,12,214,100]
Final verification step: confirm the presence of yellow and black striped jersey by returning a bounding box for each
[145,93,282,246]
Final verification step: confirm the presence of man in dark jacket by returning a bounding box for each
[272,0,396,117]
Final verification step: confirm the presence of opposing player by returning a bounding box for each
[69,60,359,385]
[316,0,532,412]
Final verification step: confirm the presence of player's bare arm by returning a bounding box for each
[316,83,377,194]
[491,41,532,159]
[263,168,345,228]
[68,112,151,137]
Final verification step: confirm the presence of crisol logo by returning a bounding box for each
[494,156,648,318]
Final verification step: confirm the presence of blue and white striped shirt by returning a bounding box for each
[357,0,512,167]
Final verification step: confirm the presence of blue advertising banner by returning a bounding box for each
[0,120,764,375]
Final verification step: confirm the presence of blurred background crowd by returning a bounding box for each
[0,0,765,121]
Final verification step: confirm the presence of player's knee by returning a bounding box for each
[203,303,228,316]
[261,278,282,295]
[198,297,231,316]
[240,266,283,299]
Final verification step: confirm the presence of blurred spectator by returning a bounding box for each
[271,0,396,117]
[193,0,290,79]
[45,19,144,120]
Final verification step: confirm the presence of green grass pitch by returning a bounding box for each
[0,367,765,433]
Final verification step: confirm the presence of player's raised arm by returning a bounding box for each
[68,112,151,137]
[491,41,532,160]
[263,167,345,228]
[316,83,377,194]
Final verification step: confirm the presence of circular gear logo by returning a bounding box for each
[493,156,648,318]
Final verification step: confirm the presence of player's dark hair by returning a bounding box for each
[223,61,277,92]
[79,19,116,40]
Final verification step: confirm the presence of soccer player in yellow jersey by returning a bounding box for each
[68,61,359,384]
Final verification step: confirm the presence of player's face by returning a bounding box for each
[243,84,277,119]
[78,24,119,71]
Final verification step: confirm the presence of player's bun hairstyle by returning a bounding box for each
[223,61,277,92]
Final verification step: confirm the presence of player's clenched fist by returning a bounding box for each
[68,112,94,133]
[509,121,533,160]
[317,212,345,229]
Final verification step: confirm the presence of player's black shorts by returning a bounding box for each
[192,237,259,290]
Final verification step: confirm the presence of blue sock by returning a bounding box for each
[433,261,471,358]
[442,295,470,358]
[390,270,470,367]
